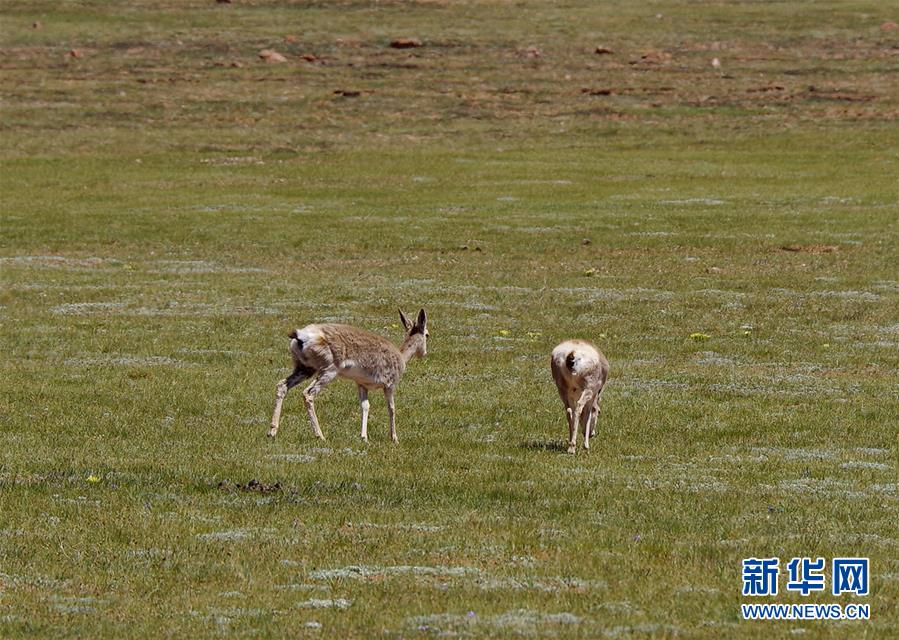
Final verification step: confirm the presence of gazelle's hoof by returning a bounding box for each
[567,444,577,455]
[361,436,368,443]
[267,428,277,438]
[391,437,399,444]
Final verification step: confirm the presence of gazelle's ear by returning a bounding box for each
[399,309,412,331]
[417,308,427,330]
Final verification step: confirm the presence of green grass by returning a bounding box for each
[1,1,897,637]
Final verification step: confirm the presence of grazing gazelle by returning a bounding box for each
[550,340,610,454]
[269,309,428,443]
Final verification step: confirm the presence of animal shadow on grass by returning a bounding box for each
[519,439,569,453]
[217,479,284,494]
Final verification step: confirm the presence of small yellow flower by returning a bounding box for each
[743,330,751,336]
[526,331,541,338]
[690,332,711,340]
[87,475,101,483]
[822,343,830,349]
[498,329,510,336]
[583,268,596,276]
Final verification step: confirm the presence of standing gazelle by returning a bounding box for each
[269,309,428,443]
[550,340,610,454]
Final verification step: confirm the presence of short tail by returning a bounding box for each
[565,351,577,371]
[288,329,304,349]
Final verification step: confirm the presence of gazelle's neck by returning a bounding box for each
[400,339,418,365]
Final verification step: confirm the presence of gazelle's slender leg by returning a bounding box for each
[358,385,370,442]
[590,385,605,437]
[303,367,337,440]
[582,406,595,451]
[270,363,314,438]
[565,405,574,452]
[570,392,592,454]
[384,386,398,443]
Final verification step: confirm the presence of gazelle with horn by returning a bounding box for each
[269,309,429,443]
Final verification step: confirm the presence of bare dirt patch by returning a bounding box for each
[780,244,840,254]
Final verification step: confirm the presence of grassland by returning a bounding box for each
[1,1,897,637]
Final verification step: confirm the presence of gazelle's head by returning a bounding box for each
[399,308,429,358]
